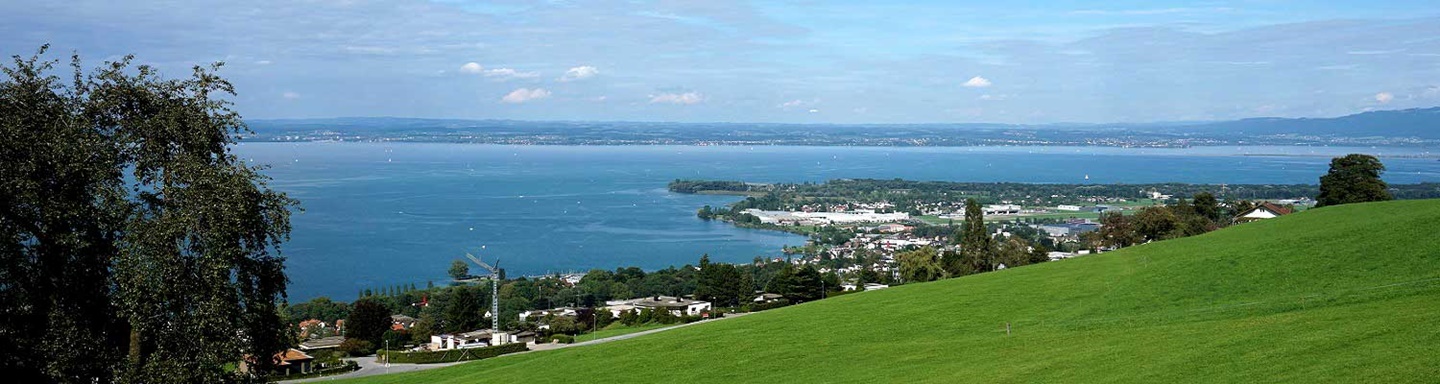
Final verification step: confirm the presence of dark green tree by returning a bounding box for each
[1,47,295,383]
[449,259,470,281]
[444,285,483,333]
[898,247,946,283]
[285,297,351,324]
[1097,211,1139,248]
[346,298,392,346]
[1192,192,1222,223]
[1134,206,1180,242]
[958,199,994,273]
[694,254,718,302]
[1317,154,1392,207]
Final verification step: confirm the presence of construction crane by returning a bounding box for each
[464,249,501,334]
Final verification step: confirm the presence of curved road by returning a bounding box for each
[281,312,749,383]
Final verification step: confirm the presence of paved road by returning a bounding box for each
[279,355,464,383]
[278,312,751,383]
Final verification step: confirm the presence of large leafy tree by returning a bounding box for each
[1,47,295,383]
[1191,192,1222,223]
[346,298,393,345]
[1317,154,1392,207]
[897,247,946,283]
[1097,211,1140,248]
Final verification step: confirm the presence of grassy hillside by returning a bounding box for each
[340,200,1440,383]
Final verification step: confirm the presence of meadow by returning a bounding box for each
[337,199,1440,383]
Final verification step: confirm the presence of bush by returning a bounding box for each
[272,360,359,381]
[338,338,375,357]
[746,299,792,312]
[382,329,410,350]
[546,334,574,344]
[379,343,528,364]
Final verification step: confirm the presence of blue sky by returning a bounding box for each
[3,0,1438,124]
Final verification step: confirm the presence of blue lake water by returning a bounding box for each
[234,143,1440,301]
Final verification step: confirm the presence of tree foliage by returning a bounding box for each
[346,298,392,345]
[897,247,947,283]
[1,47,295,383]
[448,259,470,281]
[1317,154,1392,207]
[958,199,995,273]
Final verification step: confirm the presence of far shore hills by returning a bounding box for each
[243,107,1440,149]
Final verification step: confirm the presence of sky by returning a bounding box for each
[2,0,1438,124]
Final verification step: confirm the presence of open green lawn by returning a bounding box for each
[338,200,1440,383]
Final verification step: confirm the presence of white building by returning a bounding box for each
[742,209,909,225]
[627,296,712,316]
[518,307,578,322]
[1056,205,1082,211]
[1235,202,1293,222]
[430,329,496,350]
[983,204,1022,215]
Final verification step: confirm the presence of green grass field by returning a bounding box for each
[572,322,674,343]
[338,200,1440,383]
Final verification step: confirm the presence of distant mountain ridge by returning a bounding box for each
[1178,107,1440,137]
[243,107,1440,147]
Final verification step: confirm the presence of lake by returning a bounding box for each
[234,143,1440,301]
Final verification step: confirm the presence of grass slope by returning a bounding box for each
[342,200,1440,383]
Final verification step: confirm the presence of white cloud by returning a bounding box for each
[282,91,300,100]
[501,88,551,103]
[1375,92,1394,103]
[963,76,992,88]
[560,66,600,81]
[459,62,484,74]
[778,99,805,108]
[649,92,704,105]
[255,60,272,65]
[483,68,540,80]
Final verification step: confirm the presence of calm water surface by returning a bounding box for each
[233,143,1440,300]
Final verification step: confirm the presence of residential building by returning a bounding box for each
[298,336,345,352]
[431,329,498,350]
[753,293,784,303]
[239,348,314,376]
[1236,202,1293,222]
[629,296,712,316]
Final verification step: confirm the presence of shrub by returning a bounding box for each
[272,360,359,381]
[380,343,529,364]
[546,334,574,344]
[747,299,792,312]
[338,338,375,357]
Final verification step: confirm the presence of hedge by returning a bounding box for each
[379,343,528,364]
[271,360,359,381]
[545,334,574,344]
[743,298,792,312]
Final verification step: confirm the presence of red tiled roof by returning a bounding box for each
[1258,202,1293,215]
[278,348,313,363]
